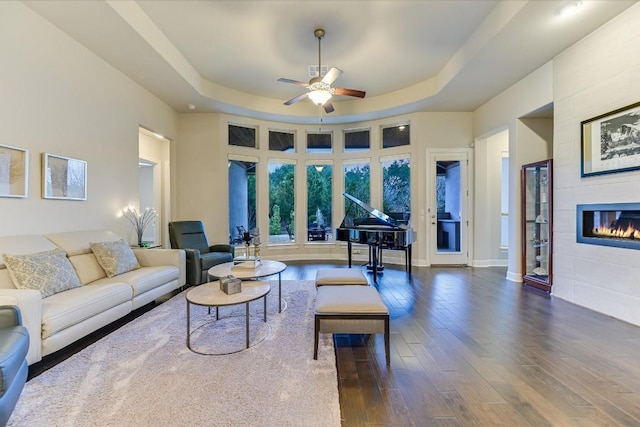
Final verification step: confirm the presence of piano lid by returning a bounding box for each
[341,192,407,229]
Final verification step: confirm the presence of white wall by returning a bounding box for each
[474,63,554,281]
[0,2,177,242]
[139,131,171,246]
[552,3,640,325]
[473,130,508,267]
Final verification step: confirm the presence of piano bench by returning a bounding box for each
[315,268,369,287]
[314,285,390,365]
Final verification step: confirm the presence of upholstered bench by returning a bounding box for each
[314,268,369,287]
[314,285,390,365]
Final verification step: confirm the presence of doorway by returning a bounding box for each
[138,127,170,247]
[427,150,470,265]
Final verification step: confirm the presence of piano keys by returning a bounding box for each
[336,193,415,282]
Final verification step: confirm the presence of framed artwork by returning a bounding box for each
[581,101,640,177]
[42,153,87,200]
[0,144,28,198]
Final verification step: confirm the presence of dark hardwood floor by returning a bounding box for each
[29,261,640,426]
[280,261,640,427]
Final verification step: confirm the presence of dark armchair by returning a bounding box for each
[0,306,29,426]
[169,221,235,286]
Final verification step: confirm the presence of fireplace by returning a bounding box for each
[577,203,640,250]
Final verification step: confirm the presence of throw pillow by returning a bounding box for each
[90,239,140,277]
[2,248,82,297]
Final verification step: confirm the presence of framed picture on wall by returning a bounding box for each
[42,152,87,200]
[0,144,29,198]
[581,101,640,177]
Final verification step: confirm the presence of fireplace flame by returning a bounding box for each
[593,222,640,240]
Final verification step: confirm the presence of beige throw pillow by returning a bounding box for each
[3,248,82,297]
[90,239,140,277]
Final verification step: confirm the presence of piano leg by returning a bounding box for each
[371,242,378,284]
[347,241,353,268]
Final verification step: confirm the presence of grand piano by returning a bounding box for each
[336,193,415,282]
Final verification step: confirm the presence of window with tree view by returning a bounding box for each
[307,165,332,242]
[382,157,411,222]
[343,162,370,212]
[268,161,295,243]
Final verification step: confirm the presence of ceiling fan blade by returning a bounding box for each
[321,67,342,85]
[323,102,335,114]
[334,87,366,98]
[284,92,309,105]
[278,78,309,87]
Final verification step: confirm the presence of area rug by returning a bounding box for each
[9,280,340,427]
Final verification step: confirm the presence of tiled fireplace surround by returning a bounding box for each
[577,203,640,250]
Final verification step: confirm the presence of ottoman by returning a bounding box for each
[314,268,369,287]
[314,285,390,365]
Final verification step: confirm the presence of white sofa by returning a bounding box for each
[0,230,185,365]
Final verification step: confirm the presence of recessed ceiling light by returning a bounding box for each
[558,1,581,17]
[188,104,196,110]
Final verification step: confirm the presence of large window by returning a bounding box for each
[307,164,333,242]
[382,124,410,148]
[268,161,296,243]
[343,161,370,212]
[269,130,295,152]
[228,159,257,244]
[381,157,411,220]
[229,124,256,148]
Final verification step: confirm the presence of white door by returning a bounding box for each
[427,150,470,265]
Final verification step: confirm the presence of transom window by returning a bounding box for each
[382,124,410,148]
[344,129,370,152]
[269,130,295,152]
[306,133,332,153]
[228,124,257,148]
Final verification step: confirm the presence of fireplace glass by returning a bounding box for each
[577,203,640,250]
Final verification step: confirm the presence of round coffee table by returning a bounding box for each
[186,280,270,355]
[208,260,287,312]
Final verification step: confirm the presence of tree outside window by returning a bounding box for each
[382,157,411,219]
[343,162,370,212]
[307,165,332,241]
[269,161,295,243]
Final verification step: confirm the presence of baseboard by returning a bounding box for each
[472,259,508,268]
[506,270,522,282]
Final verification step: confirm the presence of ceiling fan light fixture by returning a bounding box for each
[308,89,332,105]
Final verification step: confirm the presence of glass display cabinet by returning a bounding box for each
[521,159,552,292]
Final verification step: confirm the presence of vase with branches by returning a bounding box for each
[122,207,157,247]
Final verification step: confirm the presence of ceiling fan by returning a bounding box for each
[278,28,366,114]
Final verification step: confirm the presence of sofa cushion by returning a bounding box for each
[46,230,121,257]
[2,249,82,297]
[68,253,107,285]
[93,266,181,297]
[90,240,140,278]
[0,235,58,269]
[41,282,133,339]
